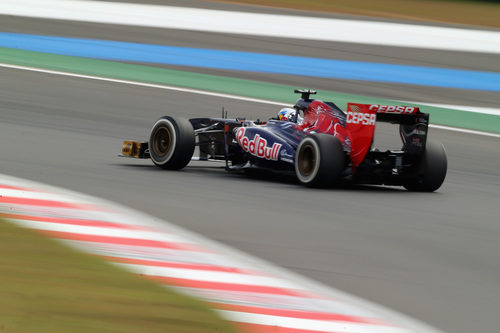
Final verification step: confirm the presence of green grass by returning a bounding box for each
[0,218,236,333]
[214,0,500,28]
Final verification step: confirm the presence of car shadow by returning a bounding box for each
[111,162,406,192]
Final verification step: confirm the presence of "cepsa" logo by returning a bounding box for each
[235,127,282,161]
[346,112,376,125]
[368,105,417,114]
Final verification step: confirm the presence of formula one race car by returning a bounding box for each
[120,89,447,191]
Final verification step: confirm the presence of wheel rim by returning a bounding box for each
[152,127,172,158]
[298,143,316,177]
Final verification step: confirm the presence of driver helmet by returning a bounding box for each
[278,107,302,122]
[278,108,295,121]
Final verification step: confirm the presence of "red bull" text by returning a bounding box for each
[235,127,282,161]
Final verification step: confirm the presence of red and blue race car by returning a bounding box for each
[120,89,447,191]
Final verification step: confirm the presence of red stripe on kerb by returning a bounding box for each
[39,230,206,252]
[0,196,102,211]
[212,303,390,326]
[2,213,152,231]
[104,256,251,274]
[235,322,327,333]
[148,276,310,297]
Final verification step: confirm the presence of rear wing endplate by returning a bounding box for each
[346,103,429,167]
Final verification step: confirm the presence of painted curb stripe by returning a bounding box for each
[11,219,193,245]
[0,184,38,191]
[104,256,255,274]
[176,288,341,313]
[2,33,499,91]
[148,276,309,298]
[2,0,500,54]
[1,213,149,230]
[118,264,302,289]
[0,175,441,332]
[235,323,329,333]
[211,303,388,325]
[218,311,410,333]
[40,230,203,251]
[0,196,92,209]
[69,242,246,267]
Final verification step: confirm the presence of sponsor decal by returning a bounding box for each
[368,105,417,114]
[346,112,376,125]
[235,127,282,161]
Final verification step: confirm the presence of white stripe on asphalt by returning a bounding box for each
[407,102,500,117]
[0,187,91,203]
[2,0,500,54]
[178,288,381,317]
[9,219,190,244]
[0,64,286,106]
[218,310,412,333]
[68,242,257,270]
[429,125,500,138]
[117,263,305,290]
[1,63,498,138]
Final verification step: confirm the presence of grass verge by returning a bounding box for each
[0,218,236,333]
[215,0,500,28]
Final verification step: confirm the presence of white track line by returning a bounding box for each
[406,102,500,117]
[0,63,286,106]
[2,0,500,54]
[2,62,499,138]
[429,125,500,138]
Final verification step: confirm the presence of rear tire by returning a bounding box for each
[295,134,345,187]
[404,140,447,192]
[149,116,195,170]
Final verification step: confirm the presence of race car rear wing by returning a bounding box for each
[346,103,429,167]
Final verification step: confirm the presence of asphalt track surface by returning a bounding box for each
[1,5,500,333]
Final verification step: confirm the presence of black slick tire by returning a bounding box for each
[149,116,195,170]
[295,133,345,187]
[404,139,447,192]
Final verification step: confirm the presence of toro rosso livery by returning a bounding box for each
[120,89,447,191]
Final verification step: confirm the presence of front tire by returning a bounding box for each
[149,116,195,170]
[404,139,447,192]
[295,134,345,187]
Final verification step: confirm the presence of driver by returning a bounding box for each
[277,107,303,123]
